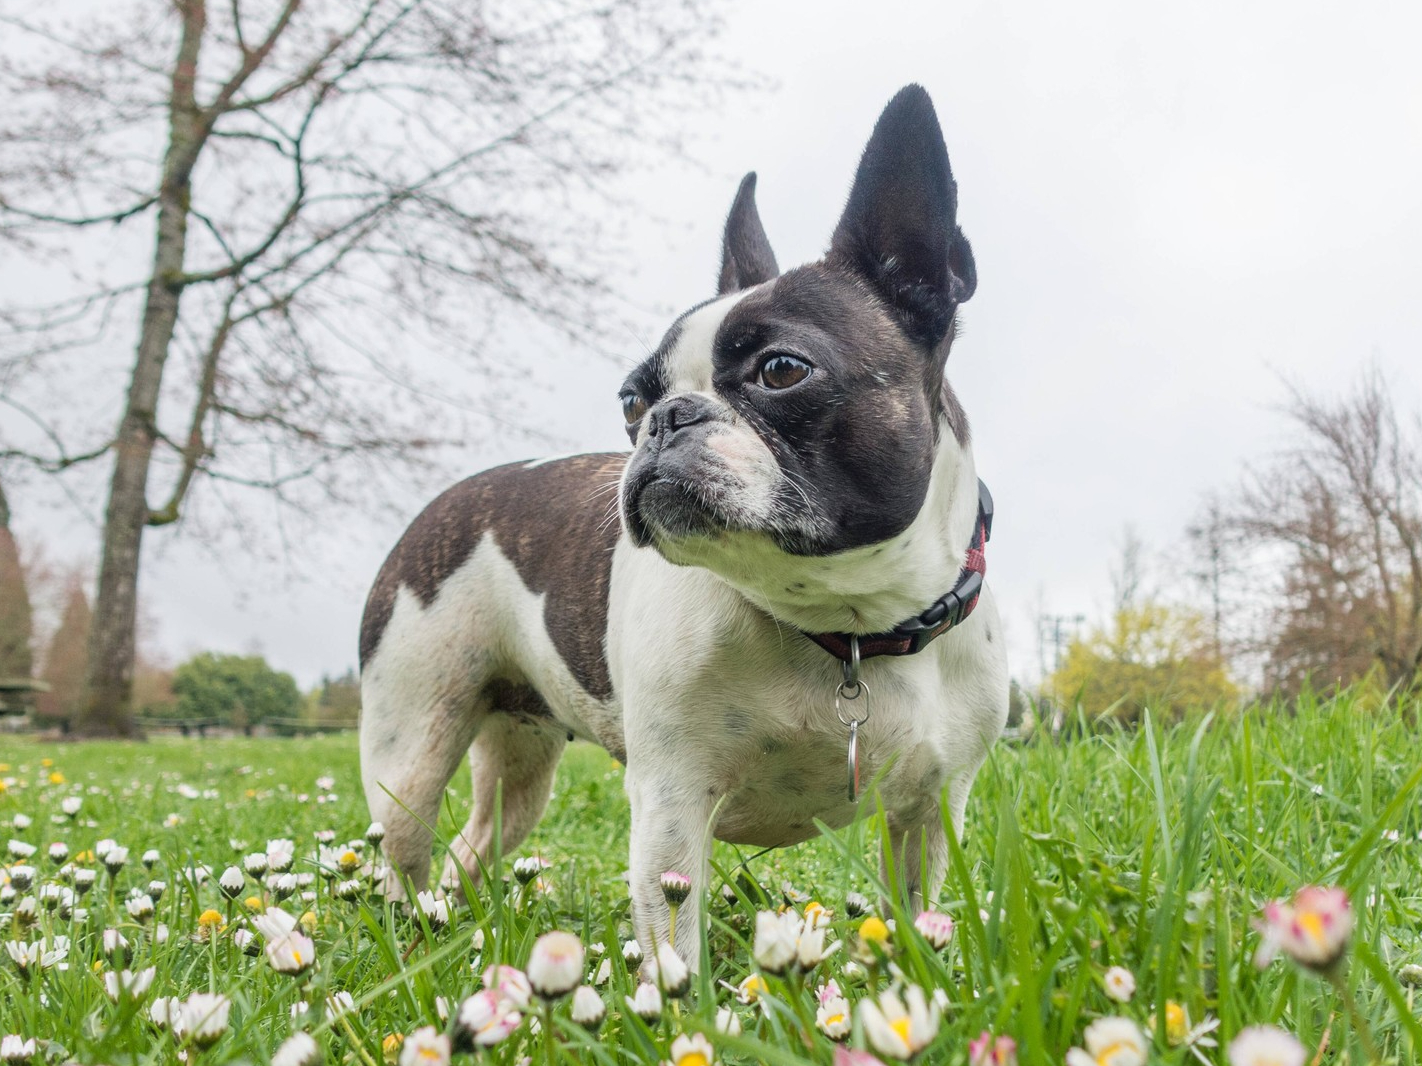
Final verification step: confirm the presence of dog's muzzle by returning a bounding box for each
[622,394,738,547]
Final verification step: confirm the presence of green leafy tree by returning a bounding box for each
[305,668,360,726]
[1047,602,1239,723]
[171,652,300,734]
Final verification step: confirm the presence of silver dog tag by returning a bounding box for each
[836,676,870,804]
[846,718,861,802]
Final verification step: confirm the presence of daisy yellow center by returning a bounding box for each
[292,948,304,964]
[417,1048,442,1061]
[342,851,357,864]
[1297,910,1326,944]
[1165,1002,1187,1041]
[198,910,223,926]
[676,1054,710,1066]
[860,917,890,943]
[826,1012,845,1026]
[890,1016,913,1047]
[1095,1041,1130,1066]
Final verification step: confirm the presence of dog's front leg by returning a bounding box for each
[625,768,717,968]
[885,815,948,917]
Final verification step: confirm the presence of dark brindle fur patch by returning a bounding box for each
[360,453,627,700]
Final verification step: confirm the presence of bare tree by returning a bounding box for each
[0,0,740,736]
[1108,524,1148,614]
[1225,367,1422,694]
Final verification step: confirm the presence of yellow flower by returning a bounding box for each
[74,849,95,864]
[299,910,318,933]
[245,789,258,799]
[244,896,264,912]
[48,771,65,785]
[40,758,53,768]
[382,1033,405,1063]
[1163,1002,1187,1045]
[859,917,890,943]
[198,909,226,931]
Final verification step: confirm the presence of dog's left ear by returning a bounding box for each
[828,85,977,348]
[717,172,780,295]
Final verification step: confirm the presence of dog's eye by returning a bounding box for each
[757,353,812,390]
[621,392,648,425]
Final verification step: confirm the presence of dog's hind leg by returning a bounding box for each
[441,682,567,895]
[361,682,482,901]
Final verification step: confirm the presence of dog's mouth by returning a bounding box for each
[623,471,730,548]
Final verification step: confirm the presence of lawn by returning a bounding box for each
[2,690,1421,1065]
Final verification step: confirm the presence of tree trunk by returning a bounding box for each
[77,2,207,738]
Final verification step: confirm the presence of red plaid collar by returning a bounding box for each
[803,479,993,663]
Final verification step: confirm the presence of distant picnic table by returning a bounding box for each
[0,677,49,717]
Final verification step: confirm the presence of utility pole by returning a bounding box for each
[1038,612,1086,736]
[1039,613,1087,675]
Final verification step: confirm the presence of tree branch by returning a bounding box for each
[146,291,238,527]
[0,195,157,229]
[0,395,114,473]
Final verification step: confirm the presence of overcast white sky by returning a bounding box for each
[6,0,1422,688]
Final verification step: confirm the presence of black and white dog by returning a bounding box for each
[359,85,1008,961]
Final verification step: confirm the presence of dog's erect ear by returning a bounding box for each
[717,173,780,295]
[828,85,977,348]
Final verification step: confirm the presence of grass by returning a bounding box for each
[2,688,1422,1064]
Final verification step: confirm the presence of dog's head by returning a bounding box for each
[619,85,978,602]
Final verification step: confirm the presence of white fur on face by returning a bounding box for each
[662,290,754,393]
[624,286,788,534]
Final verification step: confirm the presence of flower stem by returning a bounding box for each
[542,1001,557,1066]
[1328,967,1381,1065]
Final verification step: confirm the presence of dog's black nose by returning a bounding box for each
[647,394,712,440]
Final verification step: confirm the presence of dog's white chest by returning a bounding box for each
[606,558,967,847]
[709,709,945,847]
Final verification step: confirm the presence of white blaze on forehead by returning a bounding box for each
[662,287,760,393]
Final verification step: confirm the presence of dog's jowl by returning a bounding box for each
[359,84,1009,963]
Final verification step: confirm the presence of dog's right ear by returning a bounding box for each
[717,173,779,295]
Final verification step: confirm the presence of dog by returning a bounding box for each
[358,84,1009,961]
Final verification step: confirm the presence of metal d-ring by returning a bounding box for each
[839,633,863,698]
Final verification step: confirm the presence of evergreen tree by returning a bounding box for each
[35,576,91,729]
[0,481,34,680]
